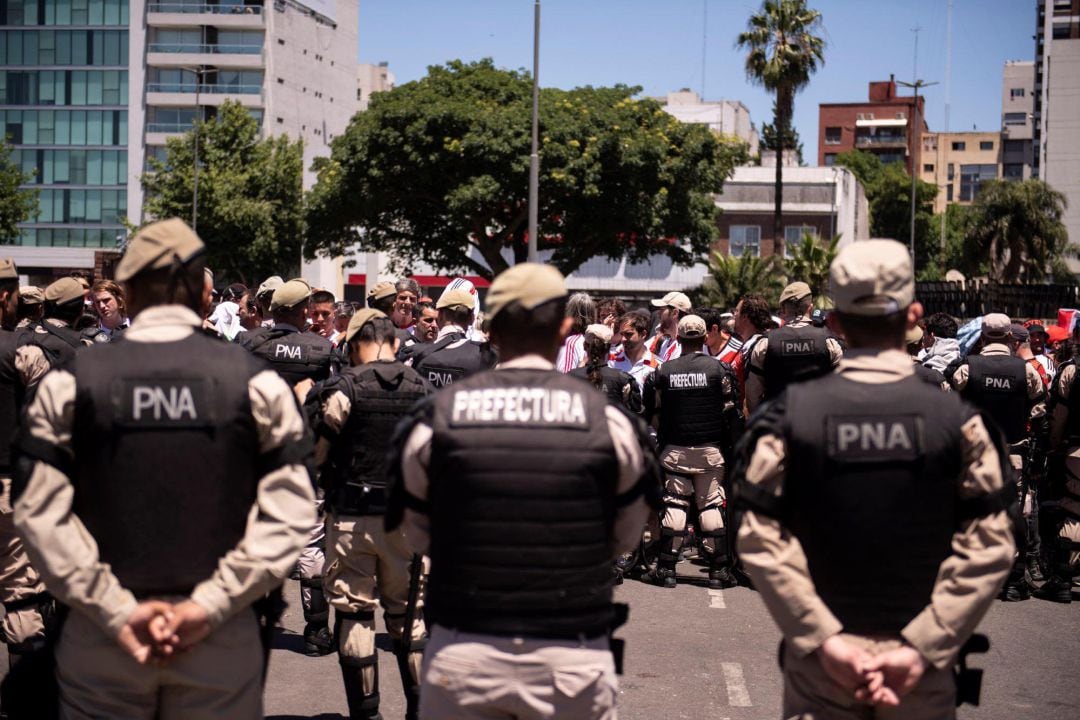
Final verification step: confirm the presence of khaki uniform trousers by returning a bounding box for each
[420,625,617,720]
[324,514,426,693]
[782,635,955,720]
[0,476,46,647]
[660,445,725,554]
[1059,452,1080,580]
[55,605,263,720]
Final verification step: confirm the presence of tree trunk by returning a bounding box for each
[773,85,793,260]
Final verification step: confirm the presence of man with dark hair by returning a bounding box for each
[949,313,1044,601]
[388,263,657,720]
[330,301,355,346]
[610,310,661,391]
[13,218,315,717]
[307,309,432,720]
[413,305,438,345]
[745,281,843,414]
[731,293,771,402]
[735,239,1014,715]
[921,312,962,374]
[309,289,336,339]
[643,314,742,590]
[698,306,741,364]
[647,291,691,362]
[411,287,495,389]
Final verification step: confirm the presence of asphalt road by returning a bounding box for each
[261,560,1080,720]
[2,558,1074,718]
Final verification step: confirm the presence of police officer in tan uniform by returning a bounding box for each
[12,219,316,718]
[735,240,1015,717]
[1041,356,1080,602]
[308,308,432,719]
[745,281,843,414]
[388,263,657,720]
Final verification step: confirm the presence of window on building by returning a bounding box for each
[1003,164,1024,180]
[979,141,994,151]
[947,184,953,202]
[823,153,836,166]
[824,126,841,145]
[951,141,966,151]
[959,164,998,202]
[1053,24,1071,40]
[784,226,817,249]
[1010,88,1025,98]
[947,164,955,181]
[729,226,761,258]
[923,163,934,173]
[876,152,904,166]
[1003,112,1027,125]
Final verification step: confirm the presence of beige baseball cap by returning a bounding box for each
[829,240,914,316]
[585,323,614,344]
[905,325,924,346]
[779,281,813,305]
[650,291,692,313]
[982,313,1012,340]
[19,286,43,305]
[45,277,86,305]
[677,314,707,340]
[270,279,312,311]
[436,287,475,311]
[367,281,397,303]
[0,259,16,280]
[486,263,567,319]
[344,308,387,343]
[115,218,204,282]
[257,275,284,299]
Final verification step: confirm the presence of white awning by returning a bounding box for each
[856,118,907,128]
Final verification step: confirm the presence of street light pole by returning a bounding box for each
[187,66,216,234]
[527,0,540,264]
[897,77,937,270]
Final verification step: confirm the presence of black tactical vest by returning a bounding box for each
[1061,361,1080,445]
[960,354,1028,443]
[913,362,947,389]
[763,323,834,398]
[414,336,495,389]
[69,334,263,597]
[325,361,429,516]
[242,326,336,386]
[427,367,619,638]
[568,366,641,412]
[783,373,968,635]
[653,353,729,447]
[31,321,85,369]
[0,331,21,473]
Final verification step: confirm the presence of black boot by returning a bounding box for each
[999,560,1030,602]
[340,654,382,720]
[301,578,334,656]
[1026,552,1045,583]
[393,638,424,720]
[1034,537,1074,604]
[706,541,737,589]
[644,529,678,588]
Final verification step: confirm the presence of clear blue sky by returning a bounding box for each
[358,1,1035,163]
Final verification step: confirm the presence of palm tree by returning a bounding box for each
[965,179,1073,282]
[784,231,839,304]
[737,0,825,259]
[702,251,784,309]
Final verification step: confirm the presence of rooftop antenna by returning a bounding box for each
[701,1,708,98]
[941,0,953,258]
[897,22,938,271]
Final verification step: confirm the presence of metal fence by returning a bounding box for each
[915,281,1080,320]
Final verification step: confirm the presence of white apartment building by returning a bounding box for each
[1001,60,1034,181]
[659,89,759,157]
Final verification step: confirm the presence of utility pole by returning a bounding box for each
[941,0,953,259]
[897,23,936,273]
[701,0,708,98]
[527,0,541,263]
[188,66,216,234]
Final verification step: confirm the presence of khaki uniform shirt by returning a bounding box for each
[398,354,649,558]
[737,348,1015,670]
[14,305,315,638]
[745,316,843,414]
[1050,362,1076,450]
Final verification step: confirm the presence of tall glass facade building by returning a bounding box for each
[0,0,129,249]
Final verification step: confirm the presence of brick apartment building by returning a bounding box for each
[818,76,928,176]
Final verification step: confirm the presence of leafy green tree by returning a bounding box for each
[141,100,304,284]
[834,150,937,273]
[964,178,1073,283]
[701,251,784,309]
[305,59,748,280]
[0,139,37,243]
[737,0,825,258]
[784,231,838,300]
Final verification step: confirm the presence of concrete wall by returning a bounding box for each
[1043,39,1080,253]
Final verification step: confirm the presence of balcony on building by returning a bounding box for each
[145,106,263,146]
[147,1,265,29]
[146,27,264,69]
[145,68,264,109]
[854,118,908,149]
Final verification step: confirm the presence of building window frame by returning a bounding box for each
[729,225,761,258]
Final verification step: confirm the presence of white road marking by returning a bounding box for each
[721,662,752,707]
[708,589,726,608]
